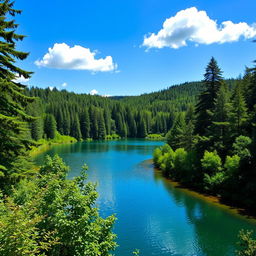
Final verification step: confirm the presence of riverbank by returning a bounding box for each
[151,164,256,223]
[30,133,77,157]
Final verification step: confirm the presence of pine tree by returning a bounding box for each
[183,121,195,151]
[80,108,90,139]
[0,0,35,181]
[167,113,186,150]
[70,114,82,140]
[98,110,106,140]
[195,57,223,135]
[104,109,111,135]
[27,100,44,141]
[63,109,71,135]
[229,83,248,137]
[44,114,57,139]
[209,83,231,156]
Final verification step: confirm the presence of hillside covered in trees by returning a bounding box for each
[154,57,256,217]
[25,79,237,142]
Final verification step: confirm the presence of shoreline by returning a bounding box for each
[30,138,77,157]
[147,160,256,224]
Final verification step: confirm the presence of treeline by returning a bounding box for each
[25,79,237,142]
[154,57,256,214]
[25,87,174,141]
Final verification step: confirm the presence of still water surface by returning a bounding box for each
[34,140,256,256]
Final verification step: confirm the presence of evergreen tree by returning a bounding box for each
[70,114,82,140]
[56,109,64,134]
[98,110,106,140]
[44,114,57,139]
[0,0,34,182]
[210,83,231,156]
[229,83,248,137]
[104,109,111,135]
[80,108,90,139]
[26,99,44,141]
[62,109,71,135]
[167,113,186,150]
[195,57,223,135]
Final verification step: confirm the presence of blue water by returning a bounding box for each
[34,140,256,256]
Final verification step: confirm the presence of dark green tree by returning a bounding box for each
[80,108,90,139]
[0,0,34,182]
[70,114,82,140]
[229,83,248,137]
[167,113,186,150]
[195,57,223,135]
[209,83,231,156]
[44,114,57,139]
[98,110,106,140]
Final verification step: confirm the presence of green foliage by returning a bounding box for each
[172,148,187,179]
[203,172,225,193]
[146,134,165,140]
[195,57,223,135]
[232,136,252,159]
[105,134,121,140]
[201,151,222,175]
[224,155,240,176]
[229,83,248,136]
[0,155,117,256]
[0,195,59,256]
[237,230,256,256]
[44,114,57,139]
[167,113,186,149]
[0,0,35,185]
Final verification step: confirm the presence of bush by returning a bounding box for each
[0,155,117,256]
[201,150,222,175]
[224,155,240,176]
[233,136,252,159]
[203,172,226,193]
[153,148,162,168]
[237,230,256,256]
[172,148,187,180]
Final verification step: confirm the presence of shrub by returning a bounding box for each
[203,172,225,193]
[233,136,252,159]
[201,150,222,175]
[172,148,187,180]
[237,230,256,256]
[224,155,240,176]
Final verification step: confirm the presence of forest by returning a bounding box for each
[25,79,237,142]
[0,0,256,255]
[153,57,256,213]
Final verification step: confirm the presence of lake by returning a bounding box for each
[34,139,256,256]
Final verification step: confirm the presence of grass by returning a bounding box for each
[146,134,165,140]
[30,132,77,156]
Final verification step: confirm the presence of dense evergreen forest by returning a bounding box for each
[0,0,255,255]
[25,79,237,142]
[154,57,256,216]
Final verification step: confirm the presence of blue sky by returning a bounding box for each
[15,0,256,96]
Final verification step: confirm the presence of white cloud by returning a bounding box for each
[49,86,54,91]
[35,43,117,72]
[12,75,30,83]
[61,82,67,87]
[90,89,99,95]
[143,7,256,49]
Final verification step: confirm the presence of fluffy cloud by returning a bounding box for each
[12,75,30,83]
[35,43,117,72]
[143,7,256,49]
[61,82,67,87]
[90,89,99,95]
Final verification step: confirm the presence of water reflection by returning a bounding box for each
[34,140,256,256]
[158,173,256,256]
